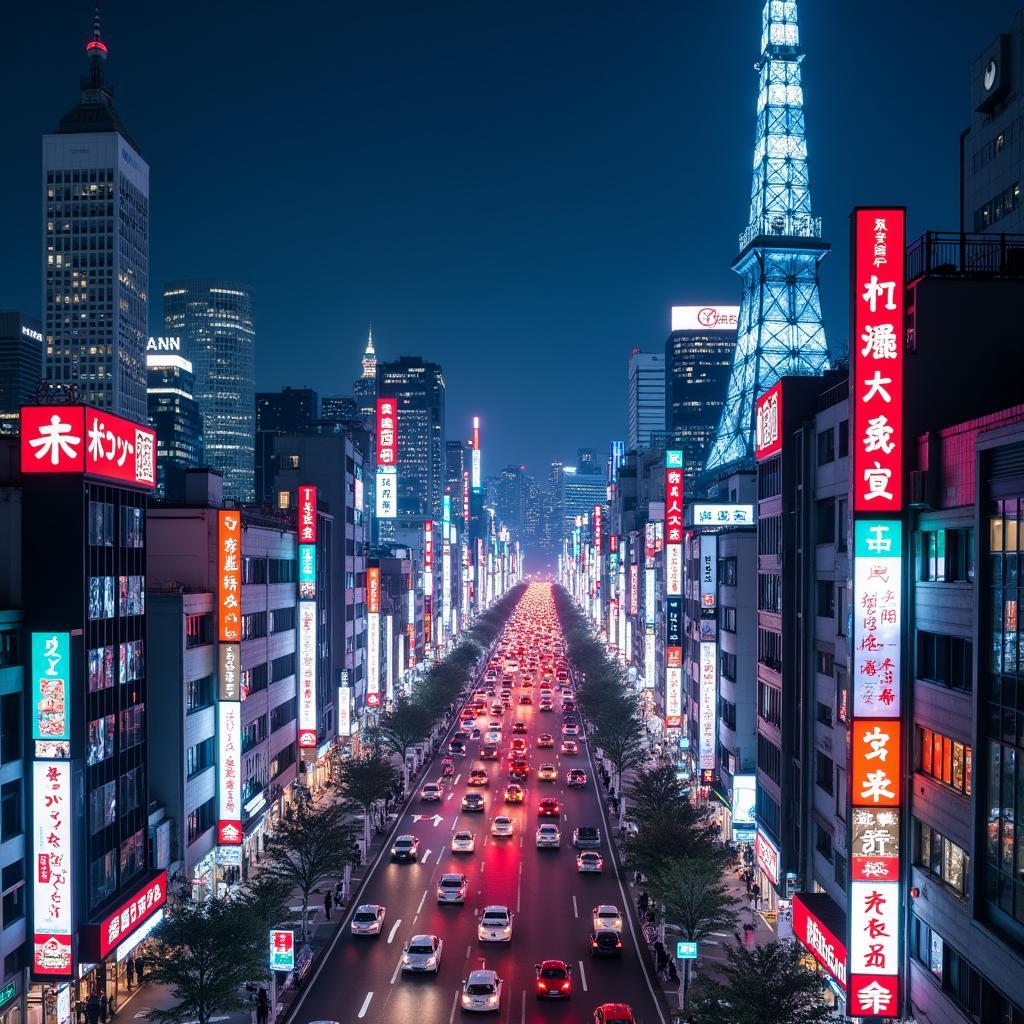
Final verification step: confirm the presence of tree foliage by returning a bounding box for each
[366,696,432,791]
[647,856,740,943]
[333,746,400,850]
[687,940,834,1024]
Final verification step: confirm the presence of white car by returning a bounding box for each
[562,722,579,737]
[401,934,443,973]
[536,824,561,848]
[478,905,514,942]
[491,816,514,837]
[462,969,503,1012]
[437,873,468,903]
[350,904,386,936]
[451,830,476,853]
[577,851,604,873]
[484,730,501,744]
[593,905,623,931]
[420,782,442,802]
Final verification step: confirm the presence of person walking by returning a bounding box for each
[125,957,134,991]
[256,987,270,1024]
[323,890,332,921]
[135,956,145,984]
[85,993,101,1024]
[654,941,668,979]
[751,882,761,909]
[100,993,109,1024]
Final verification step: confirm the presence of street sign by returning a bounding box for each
[269,929,294,971]
[677,941,698,959]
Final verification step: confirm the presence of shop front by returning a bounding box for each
[190,849,216,903]
[0,979,22,1024]
[754,827,781,915]
[791,892,848,1016]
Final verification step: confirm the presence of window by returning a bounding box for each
[816,580,834,618]
[120,828,145,884]
[185,613,213,649]
[88,646,114,691]
[720,651,737,681]
[816,701,833,726]
[815,498,836,544]
[118,575,144,616]
[817,428,835,465]
[241,557,267,585]
[758,457,781,499]
[241,611,267,641]
[119,640,144,684]
[917,630,973,691]
[757,735,781,784]
[0,694,20,765]
[242,715,268,754]
[0,783,20,842]
[120,704,144,750]
[120,506,144,548]
[88,501,114,546]
[758,628,782,671]
[838,420,849,458]
[187,797,216,845]
[720,607,737,633]
[815,751,834,795]
[920,528,975,582]
[186,737,214,777]
[758,514,782,556]
[269,558,296,585]
[187,674,214,713]
[88,576,115,620]
[758,680,782,728]
[87,715,115,765]
[1,861,25,928]
[120,766,144,816]
[271,653,295,683]
[758,574,781,613]
[815,649,834,676]
[837,498,848,551]
[277,490,291,510]
[242,662,268,696]
[916,727,971,796]
[756,789,779,836]
[814,821,833,862]
[88,780,116,836]
[270,698,297,733]
[270,606,296,633]
[719,699,736,730]
[914,819,969,898]
[719,559,737,586]
[0,631,17,669]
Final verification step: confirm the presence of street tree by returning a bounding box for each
[647,855,741,1006]
[334,746,401,852]
[687,940,833,1024]
[367,695,432,792]
[626,763,689,822]
[145,896,270,1024]
[623,801,723,880]
[593,697,647,819]
[261,801,356,939]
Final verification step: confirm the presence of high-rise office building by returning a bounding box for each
[376,356,446,522]
[352,327,377,420]
[163,280,255,502]
[576,448,601,475]
[0,312,44,435]
[626,350,665,453]
[494,465,528,539]
[321,394,359,421]
[559,467,607,538]
[445,440,466,492]
[43,12,149,422]
[146,337,203,501]
[665,306,739,494]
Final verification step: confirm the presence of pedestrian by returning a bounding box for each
[100,993,109,1024]
[637,891,649,916]
[751,882,761,908]
[743,921,755,946]
[335,880,344,907]
[744,871,752,895]
[256,987,269,1024]
[135,957,145,984]
[324,890,332,920]
[125,956,135,990]
[85,993,101,1024]
[654,941,668,978]
[76,998,86,1024]
[666,960,679,985]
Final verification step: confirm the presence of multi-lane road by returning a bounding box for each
[292,585,665,1024]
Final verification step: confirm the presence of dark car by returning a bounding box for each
[390,835,420,862]
[462,792,486,812]
[573,825,601,849]
[590,929,623,957]
[449,739,466,757]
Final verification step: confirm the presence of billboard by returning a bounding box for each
[376,398,397,467]
[732,774,756,833]
[32,760,73,976]
[366,567,381,614]
[671,306,740,332]
[700,535,717,608]
[217,702,242,844]
[32,632,70,744]
[692,503,755,526]
[699,642,717,771]
[79,871,167,961]
[755,829,780,886]
[592,505,602,553]
[217,643,241,701]
[366,611,380,706]
[793,895,847,991]
[665,452,683,599]
[754,382,783,460]
[337,678,353,737]
[298,485,317,543]
[852,208,905,514]
[217,511,242,642]
[376,468,396,519]
[297,601,317,749]
[299,543,316,599]
[21,405,156,491]
[664,667,682,729]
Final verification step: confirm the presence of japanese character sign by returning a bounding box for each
[298,600,318,749]
[376,398,398,466]
[217,702,243,844]
[32,633,71,743]
[755,383,783,460]
[853,520,902,717]
[852,720,901,807]
[32,760,73,976]
[218,511,242,642]
[298,486,317,543]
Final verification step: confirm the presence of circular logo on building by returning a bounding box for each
[985,59,998,91]
[697,307,722,327]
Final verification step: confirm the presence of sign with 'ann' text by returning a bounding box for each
[376,398,397,519]
[217,511,242,642]
[217,701,242,845]
[852,207,905,514]
[298,601,317,749]
[32,633,70,744]
[754,382,783,460]
[21,405,156,490]
[32,760,72,976]
[298,485,317,543]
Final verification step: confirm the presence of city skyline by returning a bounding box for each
[0,1,1011,472]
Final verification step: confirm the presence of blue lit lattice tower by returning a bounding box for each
[704,0,830,474]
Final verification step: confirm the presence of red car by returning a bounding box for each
[538,798,561,817]
[593,1005,635,1024]
[510,737,528,754]
[535,960,572,1000]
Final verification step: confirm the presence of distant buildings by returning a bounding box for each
[321,394,359,422]
[0,312,43,435]
[163,280,256,502]
[255,388,320,503]
[626,350,665,453]
[146,337,204,501]
[43,15,149,421]
[352,327,377,420]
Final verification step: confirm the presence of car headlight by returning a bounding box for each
[488,995,499,1005]
[502,926,511,936]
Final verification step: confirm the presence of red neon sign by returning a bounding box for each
[754,382,783,460]
[376,398,397,467]
[298,485,317,543]
[80,871,168,960]
[218,511,242,642]
[367,567,381,614]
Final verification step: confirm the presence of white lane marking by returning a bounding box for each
[450,817,459,832]
[449,989,459,1024]
[447,793,455,801]
[520,989,526,1024]
[572,895,578,919]
[480,862,485,874]
[465,944,471,959]
[578,961,588,992]
[454,774,462,785]
[416,888,428,915]
[357,992,374,1018]
[517,864,522,912]
[387,918,402,944]
[422,848,433,864]
[391,955,403,984]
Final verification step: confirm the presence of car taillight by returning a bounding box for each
[561,982,570,990]
[616,938,622,947]
[537,982,546,991]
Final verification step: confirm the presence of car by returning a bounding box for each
[536,824,561,848]
[491,816,514,837]
[511,722,528,735]
[462,792,486,812]
[468,768,489,786]
[535,960,572,1000]
[590,929,623,957]
[500,689,512,700]
[562,722,579,737]
[577,851,604,873]
[509,760,529,781]
[478,905,514,942]
[454,731,471,742]
[520,676,531,688]
[480,744,499,760]
[510,737,528,755]
[440,757,455,777]
[437,873,468,903]
[471,727,482,739]
[449,740,466,756]
[484,730,501,744]
[488,720,502,732]
[536,733,554,748]
[519,694,533,705]
[560,739,579,755]
[490,702,503,716]
[563,699,577,711]
[538,798,561,817]
[401,934,443,973]
[538,763,558,782]
[420,782,442,801]
[573,825,601,849]
[350,904,386,936]
[391,835,420,862]
[504,783,524,804]
[462,969,503,1013]
[593,1004,635,1024]
[567,768,587,787]
[592,905,623,931]
[451,830,476,853]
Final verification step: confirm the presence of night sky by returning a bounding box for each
[0,1,1014,477]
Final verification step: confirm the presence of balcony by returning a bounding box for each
[739,212,823,250]
[906,231,1024,283]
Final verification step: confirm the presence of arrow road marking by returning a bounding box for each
[433,814,444,826]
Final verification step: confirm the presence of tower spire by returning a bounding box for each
[703,0,830,475]
[361,322,377,379]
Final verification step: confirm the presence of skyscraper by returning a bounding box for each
[254,387,319,503]
[0,312,43,435]
[665,306,739,494]
[163,280,255,502]
[43,11,149,422]
[352,326,377,420]
[146,337,204,501]
[376,356,446,522]
[704,0,830,474]
[445,440,466,493]
[626,350,665,453]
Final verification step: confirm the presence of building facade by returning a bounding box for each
[626,350,665,454]
[0,314,43,436]
[163,281,255,503]
[146,339,204,502]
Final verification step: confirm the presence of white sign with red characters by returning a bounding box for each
[755,829,779,886]
[298,486,317,543]
[853,208,905,514]
[21,405,156,491]
[850,881,900,1006]
[592,505,602,553]
[32,760,72,976]
[217,702,242,845]
[699,643,717,770]
[298,601,317,749]
[853,520,902,717]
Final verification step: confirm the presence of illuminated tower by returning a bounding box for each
[704,0,830,474]
[353,324,377,419]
